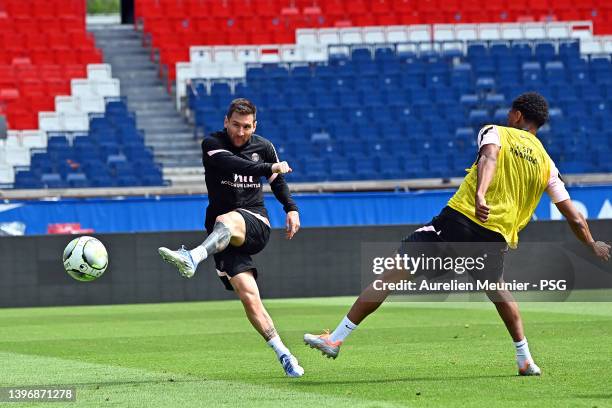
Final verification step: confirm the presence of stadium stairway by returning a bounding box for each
[89,25,202,174]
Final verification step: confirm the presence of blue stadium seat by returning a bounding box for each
[468,109,489,127]
[41,173,66,189]
[66,173,89,188]
[490,43,511,59]
[545,61,566,85]
[352,48,372,63]
[534,42,556,62]
[475,77,496,93]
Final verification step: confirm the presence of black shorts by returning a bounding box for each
[213,209,271,291]
[401,206,508,282]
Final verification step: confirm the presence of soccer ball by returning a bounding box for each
[62,236,108,282]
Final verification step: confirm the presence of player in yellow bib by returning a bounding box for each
[305,93,610,376]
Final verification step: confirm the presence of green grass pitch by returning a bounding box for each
[1,297,611,407]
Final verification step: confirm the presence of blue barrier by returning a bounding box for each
[0,186,610,235]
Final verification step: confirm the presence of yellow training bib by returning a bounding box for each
[448,125,551,247]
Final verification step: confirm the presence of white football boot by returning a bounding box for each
[158,245,197,278]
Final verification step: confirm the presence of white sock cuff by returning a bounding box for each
[266,335,281,347]
[189,246,207,265]
[514,338,527,348]
[341,316,358,330]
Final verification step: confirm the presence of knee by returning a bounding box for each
[237,288,259,307]
[485,290,498,302]
[216,214,231,226]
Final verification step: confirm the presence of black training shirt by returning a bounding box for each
[201,130,298,231]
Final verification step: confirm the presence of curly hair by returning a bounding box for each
[511,92,549,128]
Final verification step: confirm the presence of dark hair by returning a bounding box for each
[511,92,549,128]
[226,98,257,120]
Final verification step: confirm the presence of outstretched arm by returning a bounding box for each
[202,138,292,177]
[266,143,300,239]
[555,199,610,261]
[475,143,500,222]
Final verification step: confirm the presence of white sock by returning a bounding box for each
[267,335,291,359]
[189,246,208,265]
[329,316,358,343]
[514,338,534,367]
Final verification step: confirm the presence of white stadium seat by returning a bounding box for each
[190,46,213,63]
[78,95,105,113]
[39,112,62,131]
[280,45,305,62]
[0,146,30,166]
[339,28,364,45]
[296,29,318,46]
[0,163,14,184]
[259,46,281,63]
[20,130,47,149]
[433,24,456,42]
[500,23,524,40]
[455,24,479,41]
[580,39,603,54]
[61,112,89,131]
[87,64,112,80]
[55,96,80,114]
[479,24,502,40]
[363,26,386,44]
[547,23,571,39]
[408,25,431,42]
[94,79,120,97]
[318,28,341,45]
[524,23,547,39]
[220,62,245,79]
[71,79,97,100]
[235,46,260,63]
[386,26,409,42]
[302,45,328,62]
[3,132,21,148]
[195,62,222,78]
[213,46,237,63]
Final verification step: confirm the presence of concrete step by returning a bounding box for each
[114,69,159,79]
[142,126,192,135]
[122,84,165,93]
[102,50,150,59]
[90,23,198,167]
[150,142,200,152]
[120,78,164,87]
[163,166,205,176]
[146,137,197,145]
[138,115,186,125]
[159,159,203,168]
[132,103,175,111]
[123,93,172,103]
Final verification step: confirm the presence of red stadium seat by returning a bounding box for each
[0,0,104,129]
[0,88,20,103]
[134,0,611,92]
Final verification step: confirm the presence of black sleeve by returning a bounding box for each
[202,137,273,177]
[265,142,298,213]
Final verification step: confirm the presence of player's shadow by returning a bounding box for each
[296,374,514,386]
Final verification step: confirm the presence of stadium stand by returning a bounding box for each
[134,0,612,87]
[0,0,103,130]
[175,21,600,105]
[185,38,611,181]
[12,98,164,189]
[1,0,611,189]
